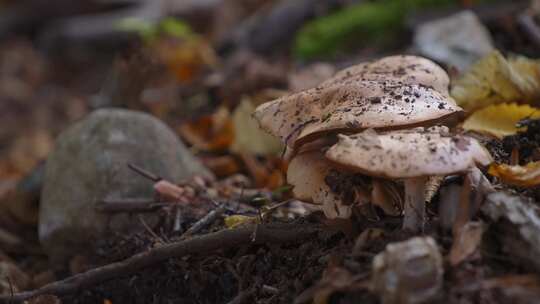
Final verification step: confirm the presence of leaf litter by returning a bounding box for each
[3,2,540,304]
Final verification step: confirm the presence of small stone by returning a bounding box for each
[39,109,210,263]
[482,192,540,272]
[414,11,494,72]
[372,236,443,304]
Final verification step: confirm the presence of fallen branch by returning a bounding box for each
[0,222,319,303]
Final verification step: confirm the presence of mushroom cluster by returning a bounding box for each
[253,55,493,232]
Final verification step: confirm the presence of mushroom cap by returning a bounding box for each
[253,55,461,149]
[287,150,352,218]
[325,127,493,179]
[323,55,450,94]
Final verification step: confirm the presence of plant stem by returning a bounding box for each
[403,176,428,232]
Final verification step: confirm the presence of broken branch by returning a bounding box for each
[0,222,319,303]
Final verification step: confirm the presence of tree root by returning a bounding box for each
[0,222,319,303]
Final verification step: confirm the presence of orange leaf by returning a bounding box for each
[178,107,234,151]
[488,161,540,187]
[201,155,241,177]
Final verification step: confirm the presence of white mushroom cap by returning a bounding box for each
[287,150,352,219]
[323,55,450,94]
[253,56,461,149]
[325,127,492,179]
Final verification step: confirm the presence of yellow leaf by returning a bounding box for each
[488,161,540,187]
[230,98,283,155]
[224,215,257,228]
[462,103,540,138]
[451,51,540,112]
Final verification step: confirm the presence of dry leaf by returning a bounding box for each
[178,106,234,151]
[371,179,402,216]
[224,215,257,228]
[200,155,241,178]
[462,103,540,138]
[352,228,385,256]
[26,294,61,304]
[488,161,540,187]
[230,98,282,155]
[238,153,269,187]
[451,51,540,112]
[295,265,368,304]
[481,274,540,290]
[9,129,53,175]
[152,37,217,83]
[449,221,484,266]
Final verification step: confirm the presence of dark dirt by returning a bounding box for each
[485,118,540,165]
[49,208,534,304]
[485,118,540,201]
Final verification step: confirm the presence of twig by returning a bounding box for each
[138,215,165,244]
[262,285,279,295]
[172,208,184,233]
[181,204,226,238]
[127,163,161,182]
[7,277,13,304]
[0,223,319,303]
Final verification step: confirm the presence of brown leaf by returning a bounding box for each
[352,228,385,256]
[449,221,484,266]
[295,265,368,304]
[178,106,234,151]
[371,179,402,216]
[201,155,241,178]
[26,295,62,304]
[153,37,217,83]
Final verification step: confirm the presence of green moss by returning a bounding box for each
[293,0,486,60]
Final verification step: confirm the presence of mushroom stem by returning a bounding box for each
[403,176,428,232]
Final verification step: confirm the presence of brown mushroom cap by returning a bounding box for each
[287,150,352,218]
[325,127,492,179]
[253,56,462,149]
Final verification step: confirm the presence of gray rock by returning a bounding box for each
[372,237,443,304]
[482,192,540,272]
[39,108,209,263]
[414,10,494,72]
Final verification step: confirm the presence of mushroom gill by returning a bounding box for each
[325,126,493,231]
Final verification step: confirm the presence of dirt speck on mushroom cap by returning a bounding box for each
[324,55,450,94]
[253,79,462,149]
[325,126,493,179]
